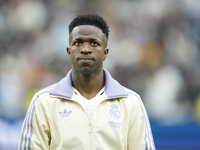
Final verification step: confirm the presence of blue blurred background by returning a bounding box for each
[0,0,200,149]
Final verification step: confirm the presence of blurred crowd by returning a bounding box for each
[0,0,200,148]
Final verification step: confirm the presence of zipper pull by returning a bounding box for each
[89,122,92,133]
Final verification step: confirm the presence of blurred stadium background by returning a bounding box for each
[0,0,200,149]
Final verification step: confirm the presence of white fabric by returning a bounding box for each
[72,86,105,120]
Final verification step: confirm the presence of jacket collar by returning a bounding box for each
[50,69,128,99]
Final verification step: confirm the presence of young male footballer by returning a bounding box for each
[18,14,155,150]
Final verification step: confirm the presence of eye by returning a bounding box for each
[91,42,99,46]
[74,41,82,45]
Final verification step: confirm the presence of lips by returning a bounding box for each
[78,57,94,63]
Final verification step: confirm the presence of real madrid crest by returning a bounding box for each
[109,104,121,119]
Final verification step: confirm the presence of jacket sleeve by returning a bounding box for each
[18,95,51,150]
[128,96,155,150]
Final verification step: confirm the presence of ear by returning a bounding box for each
[103,48,109,61]
[67,47,70,54]
[66,47,71,59]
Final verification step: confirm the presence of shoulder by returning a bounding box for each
[120,86,145,111]
[35,84,56,98]
[122,86,141,100]
[30,84,57,105]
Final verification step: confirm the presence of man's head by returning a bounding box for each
[67,14,109,76]
[69,14,109,39]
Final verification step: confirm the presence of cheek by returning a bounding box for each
[98,51,106,61]
[69,48,78,56]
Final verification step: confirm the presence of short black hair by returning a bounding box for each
[69,14,109,39]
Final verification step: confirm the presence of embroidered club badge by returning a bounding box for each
[109,104,121,119]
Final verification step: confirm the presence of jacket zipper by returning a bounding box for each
[89,121,93,150]
[89,122,92,133]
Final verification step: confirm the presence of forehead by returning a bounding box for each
[70,25,106,39]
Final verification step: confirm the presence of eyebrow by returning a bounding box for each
[73,38,100,42]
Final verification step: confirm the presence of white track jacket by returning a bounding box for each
[18,69,155,150]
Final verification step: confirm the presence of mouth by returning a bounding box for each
[78,57,94,63]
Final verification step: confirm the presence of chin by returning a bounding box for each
[73,65,102,77]
[80,68,93,76]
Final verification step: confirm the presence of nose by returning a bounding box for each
[80,43,92,54]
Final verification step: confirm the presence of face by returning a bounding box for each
[67,25,109,76]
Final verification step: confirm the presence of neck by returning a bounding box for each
[71,69,105,100]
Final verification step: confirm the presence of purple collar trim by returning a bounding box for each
[50,69,128,99]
